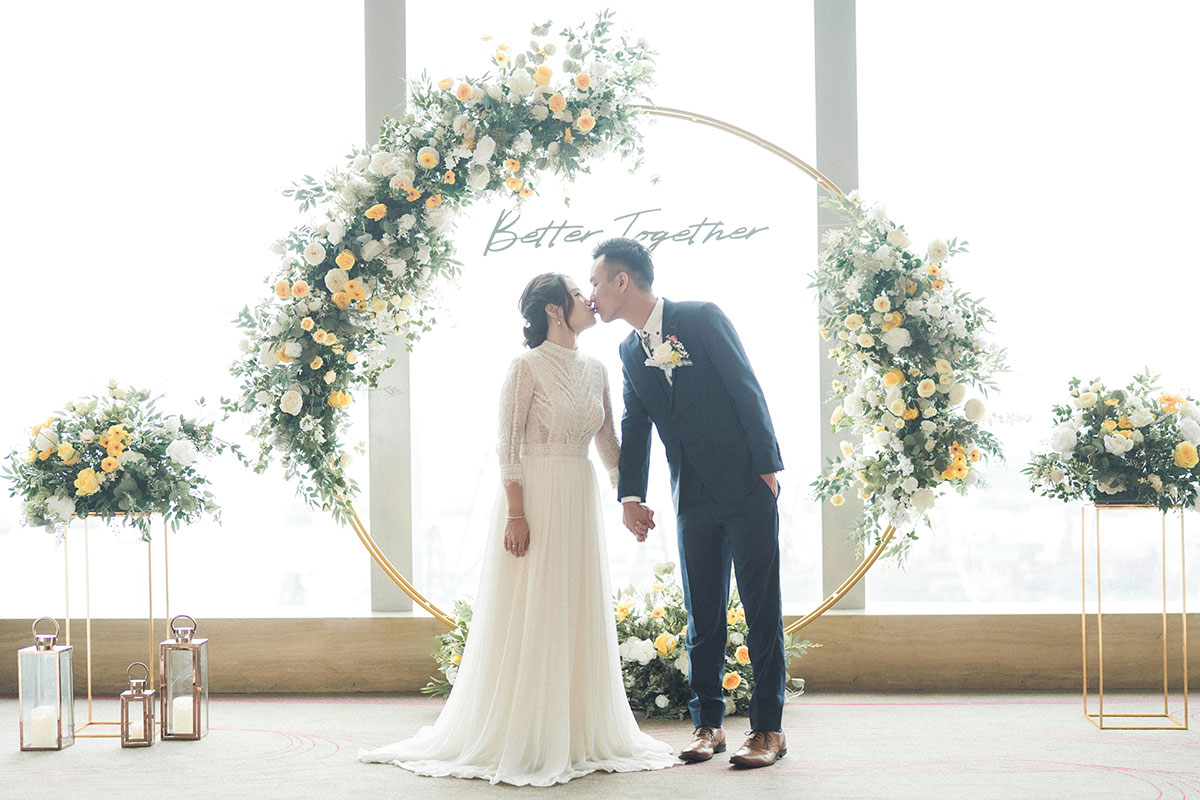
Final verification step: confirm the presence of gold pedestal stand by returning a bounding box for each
[63,513,171,738]
[1081,503,1188,730]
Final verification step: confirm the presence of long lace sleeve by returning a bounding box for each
[594,367,621,489]
[498,357,535,485]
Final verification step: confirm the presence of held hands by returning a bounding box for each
[504,517,530,557]
[622,501,656,543]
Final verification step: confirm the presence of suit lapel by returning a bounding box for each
[623,330,670,407]
[660,299,676,408]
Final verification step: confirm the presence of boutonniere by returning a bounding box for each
[645,335,692,373]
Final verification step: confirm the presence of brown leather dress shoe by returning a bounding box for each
[729,730,787,768]
[679,725,726,762]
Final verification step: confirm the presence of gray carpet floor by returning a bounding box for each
[1,693,1197,799]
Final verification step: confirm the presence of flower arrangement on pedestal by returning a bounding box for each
[1025,371,1200,510]
[226,14,655,521]
[422,563,818,719]
[2,383,229,539]
[811,192,1008,559]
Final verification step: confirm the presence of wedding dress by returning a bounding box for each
[360,339,677,786]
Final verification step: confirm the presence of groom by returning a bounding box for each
[588,238,788,768]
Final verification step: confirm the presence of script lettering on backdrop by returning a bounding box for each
[484,208,769,255]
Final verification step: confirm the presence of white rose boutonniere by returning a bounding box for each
[645,335,692,381]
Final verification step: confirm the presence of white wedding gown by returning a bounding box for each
[360,339,677,786]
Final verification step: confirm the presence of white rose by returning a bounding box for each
[34,429,59,451]
[901,477,919,494]
[873,245,892,263]
[530,104,549,122]
[964,470,979,487]
[166,439,197,467]
[920,420,936,435]
[1091,382,1103,393]
[468,165,490,190]
[874,430,893,446]
[654,694,670,709]
[1148,474,1163,492]
[417,244,432,264]
[279,390,303,416]
[1179,418,1200,443]
[868,202,888,223]
[886,228,910,249]
[269,240,286,255]
[445,665,458,686]
[254,391,271,405]
[725,697,736,715]
[258,344,278,366]
[729,632,744,646]
[303,242,327,266]
[1103,434,1134,456]
[1049,423,1078,455]
[512,130,533,154]
[880,327,912,354]
[394,311,410,326]
[118,450,145,465]
[326,221,346,245]
[451,114,473,136]
[283,341,302,358]
[472,135,497,165]
[508,72,536,97]
[1076,392,1098,409]
[1130,409,1156,428]
[324,268,350,293]
[425,207,452,233]
[360,239,384,261]
[351,154,369,171]
[651,341,675,365]
[912,488,936,513]
[917,379,936,398]
[369,151,395,175]
[46,494,76,522]
[857,333,875,348]
[926,239,949,263]
[266,321,283,337]
[843,395,864,418]
[948,384,967,405]
[1129,429,1144,443]
[397,294,416,309]
[674,652,690,678]
[887,398,907,417]
[163,415,181,435]
[634,639,656,666]
[339,453,353,469]
[79,429,95,444]
[964,399,985,421]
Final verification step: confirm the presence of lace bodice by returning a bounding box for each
[498,340,620,487]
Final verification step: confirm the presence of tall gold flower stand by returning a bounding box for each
[63,513,172,738]
[1081,503,1188,730]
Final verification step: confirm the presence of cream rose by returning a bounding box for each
[280,390,303,416]
[324,268,350,293]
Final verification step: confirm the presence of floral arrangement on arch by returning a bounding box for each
[225,14,655,521]
[1025,371,1200,511]
[2,382,228,539]
[810,192,1007,559]
[423,563,817,718]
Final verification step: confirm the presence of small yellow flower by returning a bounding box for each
[858,488,871,500]
[735,645,751,666]
[547,93,566,112]
[883,368,905,388]
[37,447,54,461]
[950,441,965,455]
[1101,419,1118,431]
[651,607,666,619]
[26,449,38,463]
[1160,394,1183,413]
[533,65,552,85]
[931,279,945,291]
[576,113,596,132]
[495,51,508,64]
[274,280,291,299]
[276,348,296,363]
[1174,441,1199,469]
[425,194,442,208]
[926,264,941,277]
[652,582,666,592]
[455,83,472,102]
[291,280,310,298]
[364,203,388,221]
[840,440,854,458]
[100,456,119,473]
[616,601,634,622]
[451,653,462,665]
[504,158,521,172]
[344,279,366,302]
[444,170,456,184]
[519,186,534,198]
[332,292,351,309]
[505,176,524,192]
[301,317,315,331]
[831,494,845,506]
[902,407,919,420]
[405,187,422,202]
[437,77,454,91]
[969,449,981,463]
[722,672,742,691]
[905,279,918,295]
[335,250,356,271]
[574,73,591,90]
[309,356,323,370]
[564,127,573,143]
[1104,398,1120,407]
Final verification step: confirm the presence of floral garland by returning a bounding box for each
[1025,371,1200,511]
[811,193,1007,559]
[423,563,818,718]
[2,383,228,539]
[225,14,655,520]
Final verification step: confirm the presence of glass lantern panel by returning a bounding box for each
[165,647,196,736]
[124,696,149,742]
[198,641,209,737]
[20,650,65,748]
[58,648,74,747]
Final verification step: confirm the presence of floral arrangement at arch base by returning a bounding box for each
[811,192,1008,561]
[2,382,228,540]
[423,563,818,719]
[1025,370,1200,511]
[225,15,655,522]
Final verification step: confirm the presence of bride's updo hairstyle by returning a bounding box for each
[518,272,575,349]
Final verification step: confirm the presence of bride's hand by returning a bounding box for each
[504,518,530,557]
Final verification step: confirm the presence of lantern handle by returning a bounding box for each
[170,614,197,635]
[32,617,60,639]
[127,661,150,683]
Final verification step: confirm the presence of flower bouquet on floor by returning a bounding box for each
[1024,370,1200,511]
[2,382,231,539]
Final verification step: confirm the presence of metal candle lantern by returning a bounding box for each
[17,617,74,751]
[160,615,208,740]
[120,662,155,747]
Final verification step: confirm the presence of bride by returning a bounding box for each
[360,273,677,786]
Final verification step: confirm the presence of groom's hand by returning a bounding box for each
[622,501,656,542]
[760,472,779,498]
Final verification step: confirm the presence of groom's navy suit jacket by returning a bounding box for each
[617,299,783,510]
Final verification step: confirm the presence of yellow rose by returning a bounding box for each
[276,348,295,363]
[364,203,388,221]
[100,456,119,473]
[57,442,77,462]
[291,280,310,298]
[902,407,919,420]
[651,606,665,619]
[1160,394,1183,413]
[722,672,742,691]
[519,186,534,198]
[38,447,54,461]
[576,113,596,132]
[533,65,552,85]
[455,83,472,102]
[839,440,854,458]
[830,494,845,506]
[344,279,366,301]
[574,73,591,90]
[547,93,566,112]
[735,645,751,666]
[74,468,101,497]
[332,291,351,309]
[437,77,454,91]
[451,653,462,665]
[327,391,352,409]
[274,280,291,299]
[504,159,521,172]
[425,194,442,208]
[654,632,677,656]
[26,449,37,463]
[335,250,356,270]
[309,356,323,370]
[844,313,864,330]
[1174,441,1199,469]
[1100,419,1118,431]
[726,609,738,626]
[883,368,905,388]
[312,329,327,344]
[301,317,315,331]
[324,371,336,385]
[505,176,524,192]
[652,582,666,592]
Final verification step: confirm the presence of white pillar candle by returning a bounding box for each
[169,696,193,735]
[30,705,58,748]
[127,716,144,742]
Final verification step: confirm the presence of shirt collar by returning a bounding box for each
[640,297,665,338]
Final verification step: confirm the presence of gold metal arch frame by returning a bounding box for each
[346,104,897,634]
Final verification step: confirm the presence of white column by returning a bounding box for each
[365,0,413,612]
[814,0,865,609]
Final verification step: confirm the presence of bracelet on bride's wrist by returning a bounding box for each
[507,514,525,520]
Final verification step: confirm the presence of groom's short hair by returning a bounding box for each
[593,238,654,291]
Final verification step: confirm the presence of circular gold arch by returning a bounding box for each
[347,104,896,634]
